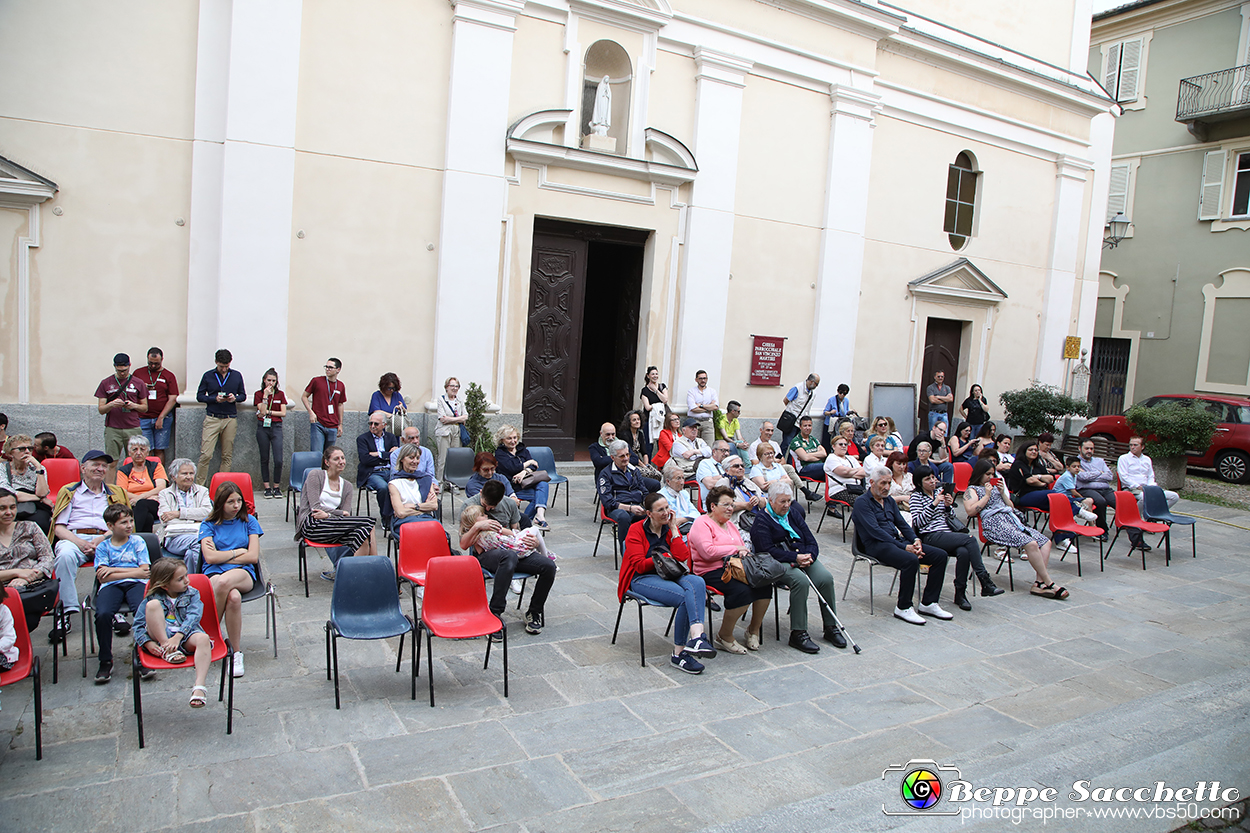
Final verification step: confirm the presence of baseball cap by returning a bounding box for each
[113,353,130,366]
[81,449,115,464]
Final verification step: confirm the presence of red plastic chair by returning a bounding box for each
[132,574,235,748]
[1109,491,1171,570]
[43,458,81,499]
[815,476,853,541]
[298,540,341,598]
[592,503,622,568]
[1047,493,1103,577]
[953,462,972,494]
[417,556,508,706]
[209,472,256,515]
[0,592,44,759]
[396,521,451,619]
[976,518,1015,591]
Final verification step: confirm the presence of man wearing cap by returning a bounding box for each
[95,354,148,468]
[47,450,131,642]
[194,349,247,485]
[133,346,179,466]
[670,417,712,477]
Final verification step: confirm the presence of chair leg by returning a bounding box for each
[774,585,781,641]
[225,654,234,735]
[614,529,620,571]
[31,657,42,761]
[564,483,569,516]
[1075,538,1082,577]
[1164,529,1171,566]
[816,506,825,533]
[663,607,676,638]
[395,632,405,673]
[593,520,604,558]
[842,511,849,543]
[285,488,291,522]
[300,543,309,598]
[611,601,625,644]
[269,590,279,658]
[637,600,646,667]
[325,622,333,681]
[501,623,509,698]
[868,563,875,616]
[219,648,228,702]
[409,625,417,701]
[515,578,528,611]
[426,627,435,707]
[842,558,858,601]
[132,648,145,749]
[332,631,341,709]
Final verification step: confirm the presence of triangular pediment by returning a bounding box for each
[568,0,672,32]
[0,154,58,206]
[908,258,1006,306]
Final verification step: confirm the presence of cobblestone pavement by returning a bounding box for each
[2,476,1247,832]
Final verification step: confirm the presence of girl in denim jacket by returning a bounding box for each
[135,559,213,707]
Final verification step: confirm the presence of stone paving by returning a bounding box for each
[2,476,1248,832]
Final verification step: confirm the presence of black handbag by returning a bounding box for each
[648,542,688,581]
[776,411,797,435]
[741,550,787,587]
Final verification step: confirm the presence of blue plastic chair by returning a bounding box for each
[480,567,534,611]
[286,452,321,522]
[1141,485,1196,560]
[441,447,476,518]
[529,446,569,516]
[324,556,415,709]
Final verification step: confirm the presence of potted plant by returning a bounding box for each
[998,382,1090,448]
[1123,402,1217,490]
[463,382,494,453]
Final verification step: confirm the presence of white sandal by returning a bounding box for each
[189,685,208,708]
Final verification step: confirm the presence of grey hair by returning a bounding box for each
[766,480,793,501]
[127,434,150,452]
[494,423,520,446]
[607,439,629,455]
[168,458,196,477]
[662,462,685,482]
[713,440,731,452]
[867,465,892,484]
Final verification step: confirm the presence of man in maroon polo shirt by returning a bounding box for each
[133,346,179,465]
[95,353,147,471]
[302,358,347,454]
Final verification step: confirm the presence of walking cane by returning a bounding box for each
[802,570,862,654]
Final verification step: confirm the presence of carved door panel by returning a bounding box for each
[920,318,962,429]
[523,235,588,458]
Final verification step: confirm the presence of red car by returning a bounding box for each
[1080,394,1250,483]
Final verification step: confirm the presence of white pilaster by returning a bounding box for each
[1076,111,1117,354]
[811,83,880,396]
[186,0,302,389]
[1035,155,1093,385]
[673,48,752,395]
[432,0,526,402]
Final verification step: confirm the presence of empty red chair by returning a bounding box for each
[1047,493,1103,578]
[132,574,235,748]
[396,521,452,619]
[209,472,256,515]
[815,476,854,541]
[42,458,81,499]
[417,556,508,706]
[1109,491,1171,570]
[953,462,972,494]
[0,591,44,759]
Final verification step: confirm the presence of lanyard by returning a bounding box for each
[215,370,230,389]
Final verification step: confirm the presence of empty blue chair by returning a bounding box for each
[324,556,415,709]
[529,446,569,516]
[1141,485,1196,560]
[287,451,321,522]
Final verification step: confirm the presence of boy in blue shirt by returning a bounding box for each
[1055,457,1099,524]
[93,503,151,683]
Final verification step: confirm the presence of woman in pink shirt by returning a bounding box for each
[688,485,773,654]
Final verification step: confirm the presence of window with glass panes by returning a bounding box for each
[944,152,978,250]
[1232,152,1250,217]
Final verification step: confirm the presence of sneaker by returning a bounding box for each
[94,662,113,684]
[685,635,717,658]
[48,617,73,643]
[893,606,926,625]
[510,579,524,596]
[488,630,504,644]
[139,666,157,681]
[670,650,704,674]
[320,570,336,582]
[1078,508,1098,523]
[112,613,131,636]
[918,602,954,620]
[524,611,543,634]
[232,651,245,678]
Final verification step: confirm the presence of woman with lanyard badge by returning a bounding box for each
[254,368,288,498]
[436,377,468,487]
[778,374,819,461]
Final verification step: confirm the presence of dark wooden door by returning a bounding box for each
[920,318,962,428]
[523,235,588,458]
[1089,336,1131,416]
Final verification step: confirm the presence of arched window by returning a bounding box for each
[580,40,631,154]
[945,151,979,251]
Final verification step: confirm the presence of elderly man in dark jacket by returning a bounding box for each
[750,481,845,653]
[597,440,648,549]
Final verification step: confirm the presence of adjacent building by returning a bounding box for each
[0,0,1114,464]
[1088,0,1250,416]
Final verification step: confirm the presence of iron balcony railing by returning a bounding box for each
[1177,64,1250,122]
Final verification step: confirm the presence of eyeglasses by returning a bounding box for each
[324,365,336,370]
[12,446,32,452]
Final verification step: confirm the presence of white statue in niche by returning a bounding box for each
[590,75,611,135]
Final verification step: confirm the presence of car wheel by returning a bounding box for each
[1215,451,1250,484]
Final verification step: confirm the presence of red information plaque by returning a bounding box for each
[749,335,785,386]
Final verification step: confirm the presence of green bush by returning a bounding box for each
[998,382,1090,438]
[463,382,494,453]
[1124,402,1217,459]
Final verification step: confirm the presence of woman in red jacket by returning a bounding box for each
[650,411,682,470]
[618,492,716,674]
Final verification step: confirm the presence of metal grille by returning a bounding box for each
[1089,337,1132,417]
[1177,64,1250,122]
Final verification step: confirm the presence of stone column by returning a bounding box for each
[1035,155,1094,386]
[673,48,753,398]
[430,0,526,401]
[810,83,881,399]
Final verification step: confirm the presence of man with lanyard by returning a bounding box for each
[788,415,828,501]
[194,349,247,485]
[685,370,719,446]
[47,450,131,642]
[303,357,346,454]
[133,346,179,466]
[778,373,820,457]
[821,383,852,450]
[356,411,400,523]
[95,353,148,471]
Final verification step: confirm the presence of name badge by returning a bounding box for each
[148,389,157,400]
[263,417,272,428]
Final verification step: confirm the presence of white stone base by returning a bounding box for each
[582,134,617,153]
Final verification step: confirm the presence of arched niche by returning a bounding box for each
[580,40,631,155]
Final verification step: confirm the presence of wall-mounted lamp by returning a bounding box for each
[1103,213,1130,249]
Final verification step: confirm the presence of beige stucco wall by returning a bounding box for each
[900,0,1078,70]
[511,13,570,129]
[673,0,881,69]
[650,50,697,148]
[0,207,28,399]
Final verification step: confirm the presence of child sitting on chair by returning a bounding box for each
[458,504,557,562]
[134,559,214,708]
[92,504,151,685]
[1055,457,1100,524]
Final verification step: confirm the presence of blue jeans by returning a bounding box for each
[1018,489,1073,543]
[95,581,146,665]
[629,573,706,647]
[929,460,954,483]
[514,480,549,518]
[391,513,437,537]
[365,470,392,520]
[163,533,201,573]
[310,423,337,454]
[140,416,173,451]
[928,410,948,431]
[798,462,825,482]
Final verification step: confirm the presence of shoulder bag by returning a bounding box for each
[647,542,688,581]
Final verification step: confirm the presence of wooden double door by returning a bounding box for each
[522,219,648,459]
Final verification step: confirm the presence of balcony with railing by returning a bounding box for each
[1177,64,1250,131]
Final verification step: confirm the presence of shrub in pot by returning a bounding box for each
[999,382,1089,448]
[1124,402,1217,490]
